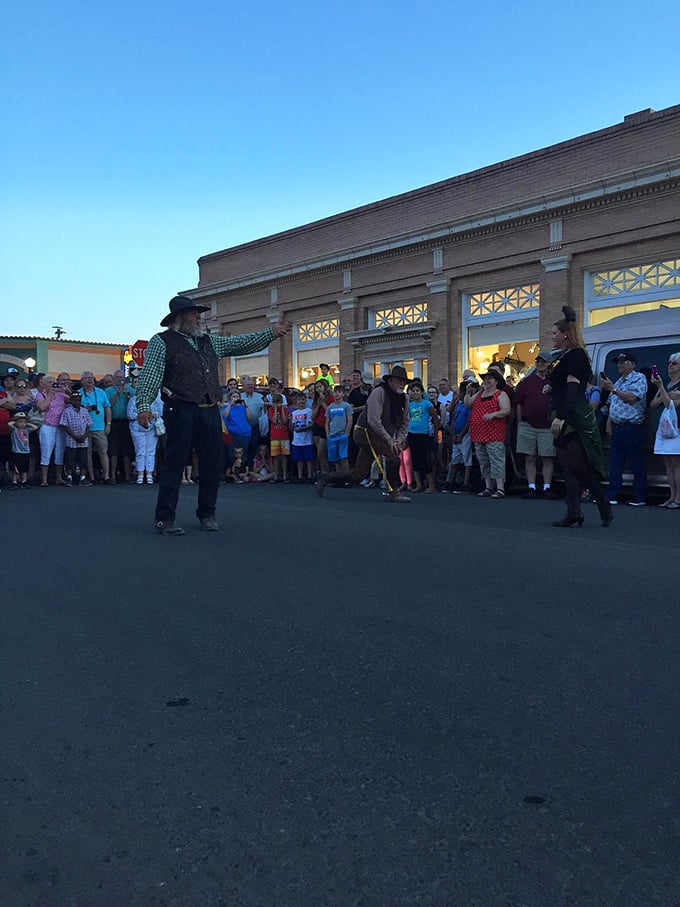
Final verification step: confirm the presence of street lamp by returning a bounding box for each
[24,357,36,375]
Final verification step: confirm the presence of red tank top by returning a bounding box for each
[469,390,507,443]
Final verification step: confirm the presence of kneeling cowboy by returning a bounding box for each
[317,365,411,503]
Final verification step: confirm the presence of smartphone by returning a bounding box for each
[651,364,660,380]
[599,371,607,381]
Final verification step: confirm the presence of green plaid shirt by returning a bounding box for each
[135,328,276,411]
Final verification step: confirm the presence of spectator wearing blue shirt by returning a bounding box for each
[407,382,437,492]
[442,380,474,493]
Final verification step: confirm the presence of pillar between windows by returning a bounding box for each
[337,296,359,374]
[540,254,575,348]
[266,307,285,382]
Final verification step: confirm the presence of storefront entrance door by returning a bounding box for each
[363,358,428,385]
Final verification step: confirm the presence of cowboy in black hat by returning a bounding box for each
[135,295,291,535]
[317,365,411,503]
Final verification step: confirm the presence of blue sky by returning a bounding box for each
[2,0,678,346]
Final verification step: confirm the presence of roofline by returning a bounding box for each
[183,158,680,299]
[197,104,680,266]
[1,335,127,347]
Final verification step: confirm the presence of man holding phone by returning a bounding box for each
[600,351,648,506]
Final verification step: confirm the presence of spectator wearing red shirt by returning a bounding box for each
[515,351,556,498]
[311,380,332,473]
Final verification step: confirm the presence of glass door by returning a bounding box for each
[363,358,428,384]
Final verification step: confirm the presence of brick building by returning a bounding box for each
[182,105,680,388]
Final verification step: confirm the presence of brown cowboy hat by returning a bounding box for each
[382,365,409,383]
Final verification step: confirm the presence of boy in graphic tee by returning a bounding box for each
[289,392,315,482]
[325,385,353,473]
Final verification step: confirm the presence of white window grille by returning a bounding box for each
[297,319,339,343]
[373,303,428,328]
[468,284,540,318]
[591,259,680,297]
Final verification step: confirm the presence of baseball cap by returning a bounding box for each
[612,351,636,363]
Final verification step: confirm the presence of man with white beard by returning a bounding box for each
[135,295,291,535]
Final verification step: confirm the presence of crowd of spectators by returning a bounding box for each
[1,351,679,505]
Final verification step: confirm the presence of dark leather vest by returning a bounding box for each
[159,330,222,404]
[356,382,407,435]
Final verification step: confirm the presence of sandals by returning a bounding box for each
[666,501,680,510]
[490,490,506,499]
[478,489,492,497]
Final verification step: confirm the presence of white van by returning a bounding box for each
[507,306,680,493]
[584,305,680,490]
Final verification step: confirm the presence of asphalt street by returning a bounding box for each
[1,481,679,906]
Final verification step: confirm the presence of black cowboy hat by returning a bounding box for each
[160,295,210,327]
[480,370,507,389]
[382,365,409,383]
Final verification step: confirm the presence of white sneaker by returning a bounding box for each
[359,478,371,487]
[146,476,154,484]
[137,477,144,484]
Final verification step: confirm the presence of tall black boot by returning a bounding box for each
[553,479,584,527]
[552,509,584,528]
[592,488,613,527]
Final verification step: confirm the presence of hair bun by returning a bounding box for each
[561,305,577,323]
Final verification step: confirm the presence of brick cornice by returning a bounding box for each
[184,165,680,298]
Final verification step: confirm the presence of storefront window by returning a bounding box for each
[294,319,339,388]
[586,258,680,325]
[588,297,680,325]
[469,341,539,384]
[229,354,269,387]
[464,284,540,383]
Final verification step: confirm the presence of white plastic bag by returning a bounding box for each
[658,402,679,440]
[154,415,166,437]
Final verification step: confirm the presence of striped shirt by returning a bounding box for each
[135,328,276,411]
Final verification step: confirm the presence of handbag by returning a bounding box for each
[154,415,166,436]
[658,402,679,440]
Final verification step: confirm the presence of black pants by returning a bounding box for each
[556,434,608,515]
[10,452,30,474]
[64,447,88,474]
[155,401,222,523]
[408,433,429,476]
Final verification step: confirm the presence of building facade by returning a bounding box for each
[183,105,680,388]
[0,336,128,380]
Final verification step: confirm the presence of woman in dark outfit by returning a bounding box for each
[544,306,612,528]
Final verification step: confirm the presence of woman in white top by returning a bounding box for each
[650,351,680,508]
[127,393,163,485]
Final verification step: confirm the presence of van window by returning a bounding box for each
[598,343,678,384]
